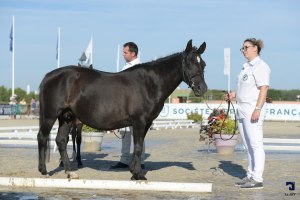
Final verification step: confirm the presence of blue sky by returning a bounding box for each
[0,0,299,93]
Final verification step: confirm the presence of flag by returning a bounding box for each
[85,37,93,64]
[224,48,230,75]
[9,26,13,52]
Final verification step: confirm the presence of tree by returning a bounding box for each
[0,86,9,102]
[0,85,39,104]
[189,90,204,103]
[267,89,300,101]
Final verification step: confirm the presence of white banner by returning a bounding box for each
[157,103,300,121]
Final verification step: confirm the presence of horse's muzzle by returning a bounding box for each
[193,83,207,97]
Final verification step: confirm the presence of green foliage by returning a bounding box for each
[82,124,103,132]
[267,89,281,101]
[212,119,238,135]
[203,89,225,100]
[189,89,225,102]
[266,89,300,101]
[0,86,10,102]
[187,112,203,123]
[189,91,204,103]
[207,109,237,135]
[0,85,39,103]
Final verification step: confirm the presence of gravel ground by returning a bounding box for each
[0,119,300,199]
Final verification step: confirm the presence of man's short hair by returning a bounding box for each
[123,42,138,57]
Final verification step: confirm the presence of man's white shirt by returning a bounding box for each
[122,58,141,71]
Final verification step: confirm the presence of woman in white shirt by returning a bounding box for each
[224,38,271,189]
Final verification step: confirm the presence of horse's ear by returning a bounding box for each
[89,64,93,69]
[197,42,206,54]
[185,39,193,53]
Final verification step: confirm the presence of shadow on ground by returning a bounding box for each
[217,160,246,178]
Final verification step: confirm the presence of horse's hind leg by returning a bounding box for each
[59,133,70,167]
[130,121,151,180]
[56,113,79,178]
[70,123,77,162]
[38,118,56,176]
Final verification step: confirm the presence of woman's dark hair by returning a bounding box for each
[244,38,264,55]
[123,42,138,56]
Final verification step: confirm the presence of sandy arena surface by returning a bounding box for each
[0,119,300,199]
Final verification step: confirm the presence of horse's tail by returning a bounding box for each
[39,75,54,163]
[38,85,50,163]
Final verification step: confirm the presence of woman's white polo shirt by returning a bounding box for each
[236,56,271,119]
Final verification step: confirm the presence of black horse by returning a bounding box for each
[38,40,207,180]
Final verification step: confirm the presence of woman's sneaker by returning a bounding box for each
[235,177,251,186]
[240,179,263,189]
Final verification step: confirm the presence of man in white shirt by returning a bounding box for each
[110,42,146,169]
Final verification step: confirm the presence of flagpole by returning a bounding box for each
[224,48,231,93]
[138,51,141,62]
[57,27,60,68]
[12,15,15,97]
[90,36,93,65]
[228,66,231,93]
[116,44,120,72]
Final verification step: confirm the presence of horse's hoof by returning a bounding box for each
[131,175,137,180]
[67,171,79,179]
[131,174,147,180]
[40,174,49,178]
[39,166,48,175]
[41,170,48,175]
[138,175,147,180]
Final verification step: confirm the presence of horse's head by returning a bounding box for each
[182,39,207,97]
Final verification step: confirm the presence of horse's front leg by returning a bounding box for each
[130,122,150,180]
[56,121,79,179]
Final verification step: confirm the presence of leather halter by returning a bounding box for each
[181,53,201,89]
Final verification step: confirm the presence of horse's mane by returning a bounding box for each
[150,52,182,64]
[125,46,198,72]
[124,51,183,72]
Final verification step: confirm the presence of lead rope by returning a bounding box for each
[204,100,223,111]
[219,93,237,141]
[113,128,127,139]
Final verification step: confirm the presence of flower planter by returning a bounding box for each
[82,132,105,152]
[213,134,238,155]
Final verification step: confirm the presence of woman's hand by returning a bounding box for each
[251,109,261,122]
[223,92,236,102]
[251,85,269,122]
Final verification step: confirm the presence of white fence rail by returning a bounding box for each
[263,138,300,151]
[1,127,299,152]
[0,125,71,149]
[0,120,196,148]
[151,120,195,130]
[0,125,58,133]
